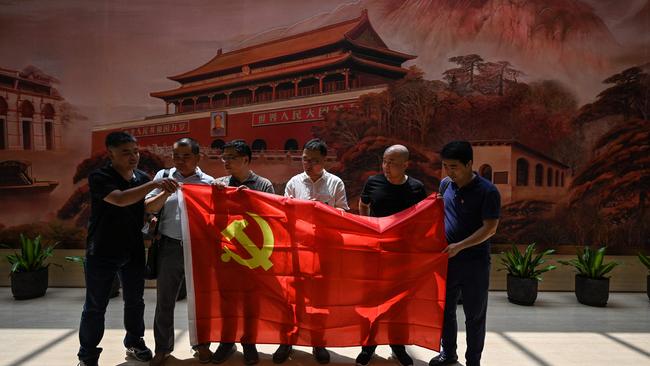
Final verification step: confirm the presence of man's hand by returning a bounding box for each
[155,178,179,193]
[212,181,228,190]
[442,243,464,258]
[236,185,248,191]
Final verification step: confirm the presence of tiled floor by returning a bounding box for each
[0,288,648,366]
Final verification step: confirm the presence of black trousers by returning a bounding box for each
[78,253,146,362]
[440,255,490,366]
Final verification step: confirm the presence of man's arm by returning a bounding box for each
[333,180,349,211]
[359,200,370,216]
[145,190,171,213]
[105,178,177,207]
[443,218,499,258]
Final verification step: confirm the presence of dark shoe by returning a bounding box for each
[242,344,259,365]
[193,344,212,363]
[211,343,236,364]
[272,344,292,364]
[355,350,374,366]
[429,354,458,366]
[150,353,170,366]
[313,347,330,364]
[126,339,153,362]
[78,361,98,366]
[391,348,413,366]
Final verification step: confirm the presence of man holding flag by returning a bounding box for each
[429,141,500,366]
[356,144,427,366]
[273,138,349,364]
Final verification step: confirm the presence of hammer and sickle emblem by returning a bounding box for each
[220,212,274,271]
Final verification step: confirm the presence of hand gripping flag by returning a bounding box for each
[179,184,448,350]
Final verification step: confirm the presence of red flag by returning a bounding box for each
[179,184,448,350]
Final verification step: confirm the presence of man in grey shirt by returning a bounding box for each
[211,139,274,365]
[145,137,215,366]
[212,139,274,193]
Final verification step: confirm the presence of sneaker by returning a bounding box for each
[193,344,212,363]
[428,353,458,366]
[391,348,413,366]
[272,344,292,364]
[126,340,153,362]
[355,350,373,366]
[313,347,330,364]
[150,353,170,366]
[211,343,236,364]
[242,344,259,365]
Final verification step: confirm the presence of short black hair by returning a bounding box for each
[174,137,200,155]
[303,138,327,157]
[440,140,473,165]
[105,131,136,148]
[223,139,252,161]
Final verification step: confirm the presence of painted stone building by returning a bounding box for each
[472,140,571,205]
[91,11,415,155]
[0,67,63,151]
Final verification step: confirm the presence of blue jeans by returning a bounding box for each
[77,253,146,363]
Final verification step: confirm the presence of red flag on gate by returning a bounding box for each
[179,184,448,350]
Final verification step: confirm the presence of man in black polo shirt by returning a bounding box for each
[356,144,427,366]
[429,141,500,366]
[77,132,178,366]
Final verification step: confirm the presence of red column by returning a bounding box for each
[225,92,231,106]
[344,70,350,90]
[318,75,324,93]
[192,97,197,112]
[293,79,299,97]
[271,83,277,101]
[165,102,169,115]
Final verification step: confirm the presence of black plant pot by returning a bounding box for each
[507,274,538,306]
[646,275,649,302]
[11,266,49,300]
[110,275,120,299]
[575,274,609,307]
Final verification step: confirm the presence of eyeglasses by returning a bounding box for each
[221,155,243,162]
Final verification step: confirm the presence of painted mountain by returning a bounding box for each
[237,0,648,101]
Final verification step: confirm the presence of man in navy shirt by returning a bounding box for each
[429,141,500,366]
[77,132,178,366]
[356,144,427,366]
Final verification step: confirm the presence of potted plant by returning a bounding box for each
[638,253,650,301]
[559,246,618,307]
[65,255,120,298]
[499,243,556,305]
[5,234,60,300]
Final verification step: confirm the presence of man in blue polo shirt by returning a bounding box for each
[429,141,500,366]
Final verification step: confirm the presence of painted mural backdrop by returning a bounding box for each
[0,0,648,253]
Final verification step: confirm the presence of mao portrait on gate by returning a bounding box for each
[210,111,226,137]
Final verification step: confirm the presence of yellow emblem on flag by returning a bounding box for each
[220,212,274,270]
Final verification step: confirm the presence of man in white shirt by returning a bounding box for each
[144,137,215,366]
[273,138,349,365]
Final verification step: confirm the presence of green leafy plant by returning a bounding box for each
[638,253,650,273]
[499,243,557,281]
[559,246,619,279]
[65,255,85,266]
[5,234,60,273]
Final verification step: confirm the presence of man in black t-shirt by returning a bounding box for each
[77,132,178,366]
[356,145,427,366]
